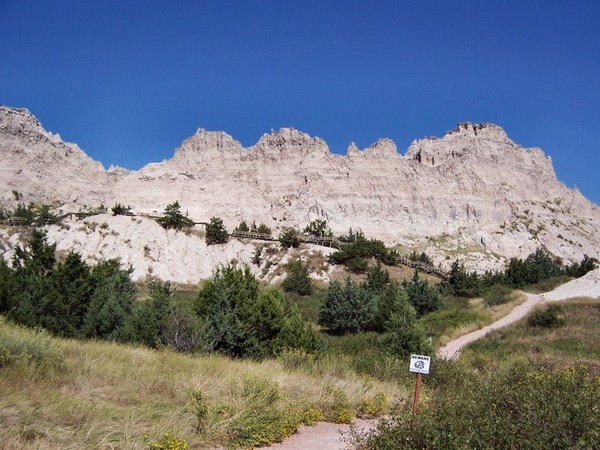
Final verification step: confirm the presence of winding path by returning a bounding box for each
[438,293,544,359]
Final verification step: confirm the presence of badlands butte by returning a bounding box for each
[1,105,599,283]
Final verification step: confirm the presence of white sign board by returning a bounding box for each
[409,354,431,374]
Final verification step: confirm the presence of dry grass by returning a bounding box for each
[0,322,403,449]
[437,291,527,346]
[463,298,600,375]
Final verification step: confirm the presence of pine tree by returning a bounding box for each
[205,217,229,245]
[156,201,194,230]
[282,259,314,296]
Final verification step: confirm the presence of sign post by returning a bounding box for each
[409,354,431,415]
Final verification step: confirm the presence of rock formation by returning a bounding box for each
[1,105,598,277]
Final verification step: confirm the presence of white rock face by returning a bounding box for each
[1,105,599,279]
[0,106,108,204]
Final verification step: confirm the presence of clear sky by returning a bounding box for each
[1,1,599,203]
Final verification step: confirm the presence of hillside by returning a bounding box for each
[1,105,599,278]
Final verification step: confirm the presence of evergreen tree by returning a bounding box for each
[156,201,194,230]
[205,217,229,245]
[196,264,319,358]
[366,261,391,293]
[256,223,272,235]
[281,259,314,296]
[303,219,330,237]
[81,260,136,339]
[444,260,481,297]
[236,220,250,232]
[373,281,409,331]
[48,251,94,337]
[120,280,175,348]
[318,278,375,333]
[403,270,441,317]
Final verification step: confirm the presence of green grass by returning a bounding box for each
[285,289,323,323]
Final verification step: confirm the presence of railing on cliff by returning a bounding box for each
[230,230,447,279]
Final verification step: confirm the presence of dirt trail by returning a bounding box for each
[440,268,600,359]
[438,293,543,359]
[256,418,376,450]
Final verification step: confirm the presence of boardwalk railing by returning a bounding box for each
[230,230,447,278]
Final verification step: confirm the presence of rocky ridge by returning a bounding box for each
[1,105,598,279]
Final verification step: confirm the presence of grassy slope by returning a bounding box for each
[0,318,403,450]
[462,298,600,374]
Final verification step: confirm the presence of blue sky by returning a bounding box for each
[1,1,599,203]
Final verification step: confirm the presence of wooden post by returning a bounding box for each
[412,372,422,415]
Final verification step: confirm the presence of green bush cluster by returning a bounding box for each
[196,265,321,358]
[1,202,59,225]
[328,236,392,273]
[442,249,596,298]
[303,219,331,237]
[355,364,600,449]
[0,230,136,340]
[318,276,433,359]
[279,228,301,248]
[111,203,133,216]
[236,220,272,235]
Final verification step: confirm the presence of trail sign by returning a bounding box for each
[409,354,431,415]
[409,354,431,375]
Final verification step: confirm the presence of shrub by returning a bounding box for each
[227,375,299,448]
[111,203,132,216]
[354,365,600,450]
[321,383,353,424]
[279,227,301,248]
[156,201,194,230]
[357,393,388,418]
[281,259,313,296]
[143,433,188,450]
[420,307,481,338]
[527,304,565,328]
[318,278,375,333]
[303,219,330,237]
[482,284,513,306]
